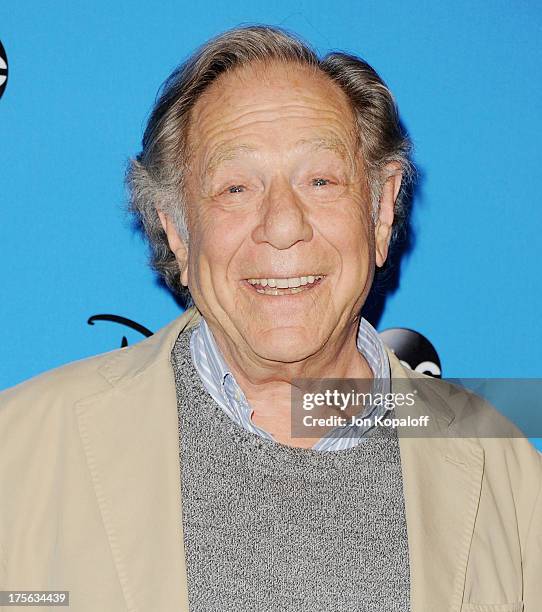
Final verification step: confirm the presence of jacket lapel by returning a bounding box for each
[74,306,483,612]
[74,307,201,612]
[389,350,485,612]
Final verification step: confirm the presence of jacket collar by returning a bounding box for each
[75,306,483,612]
[95,305,202,385]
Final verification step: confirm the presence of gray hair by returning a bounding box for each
[126,25,414,301]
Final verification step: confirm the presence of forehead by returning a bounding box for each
[187,60,358,154]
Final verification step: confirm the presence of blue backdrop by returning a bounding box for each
[1,2,540,449]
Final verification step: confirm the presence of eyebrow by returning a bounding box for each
[295,136,350,159]
[203,143,258,178]
[295,136,355,170]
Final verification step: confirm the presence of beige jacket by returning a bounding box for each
[1,306,541,612]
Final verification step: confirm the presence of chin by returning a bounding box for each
[247,327,323,364]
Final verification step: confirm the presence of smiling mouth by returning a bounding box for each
[243,275,326,296]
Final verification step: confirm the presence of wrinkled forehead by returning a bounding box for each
[186,59,359,158]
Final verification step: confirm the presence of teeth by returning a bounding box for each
[246,275,324,292]
[256,286,306,295]
[247,275,323,286]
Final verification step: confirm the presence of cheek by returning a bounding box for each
[318,199,373,265]
[345,196,374,254]
[188,212,249,286]
[341,230,372,287]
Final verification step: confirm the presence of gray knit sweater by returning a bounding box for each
[171,326,410,612]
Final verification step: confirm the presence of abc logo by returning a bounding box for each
[0,41,8,99]
[379,328,442,378]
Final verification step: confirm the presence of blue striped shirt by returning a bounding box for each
[189,317,392,451]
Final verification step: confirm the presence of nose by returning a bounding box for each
[251,178,313,249]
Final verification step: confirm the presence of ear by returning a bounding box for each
[157,210,189,286]
[374,162,402,267]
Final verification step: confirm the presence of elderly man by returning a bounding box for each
[1,25,541,612]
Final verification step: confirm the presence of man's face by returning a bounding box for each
[169,61,384,364]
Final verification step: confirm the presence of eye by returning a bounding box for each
[311,178,331,187]
[227,184,245,193]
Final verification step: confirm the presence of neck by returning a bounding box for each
[206,316,374,448]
